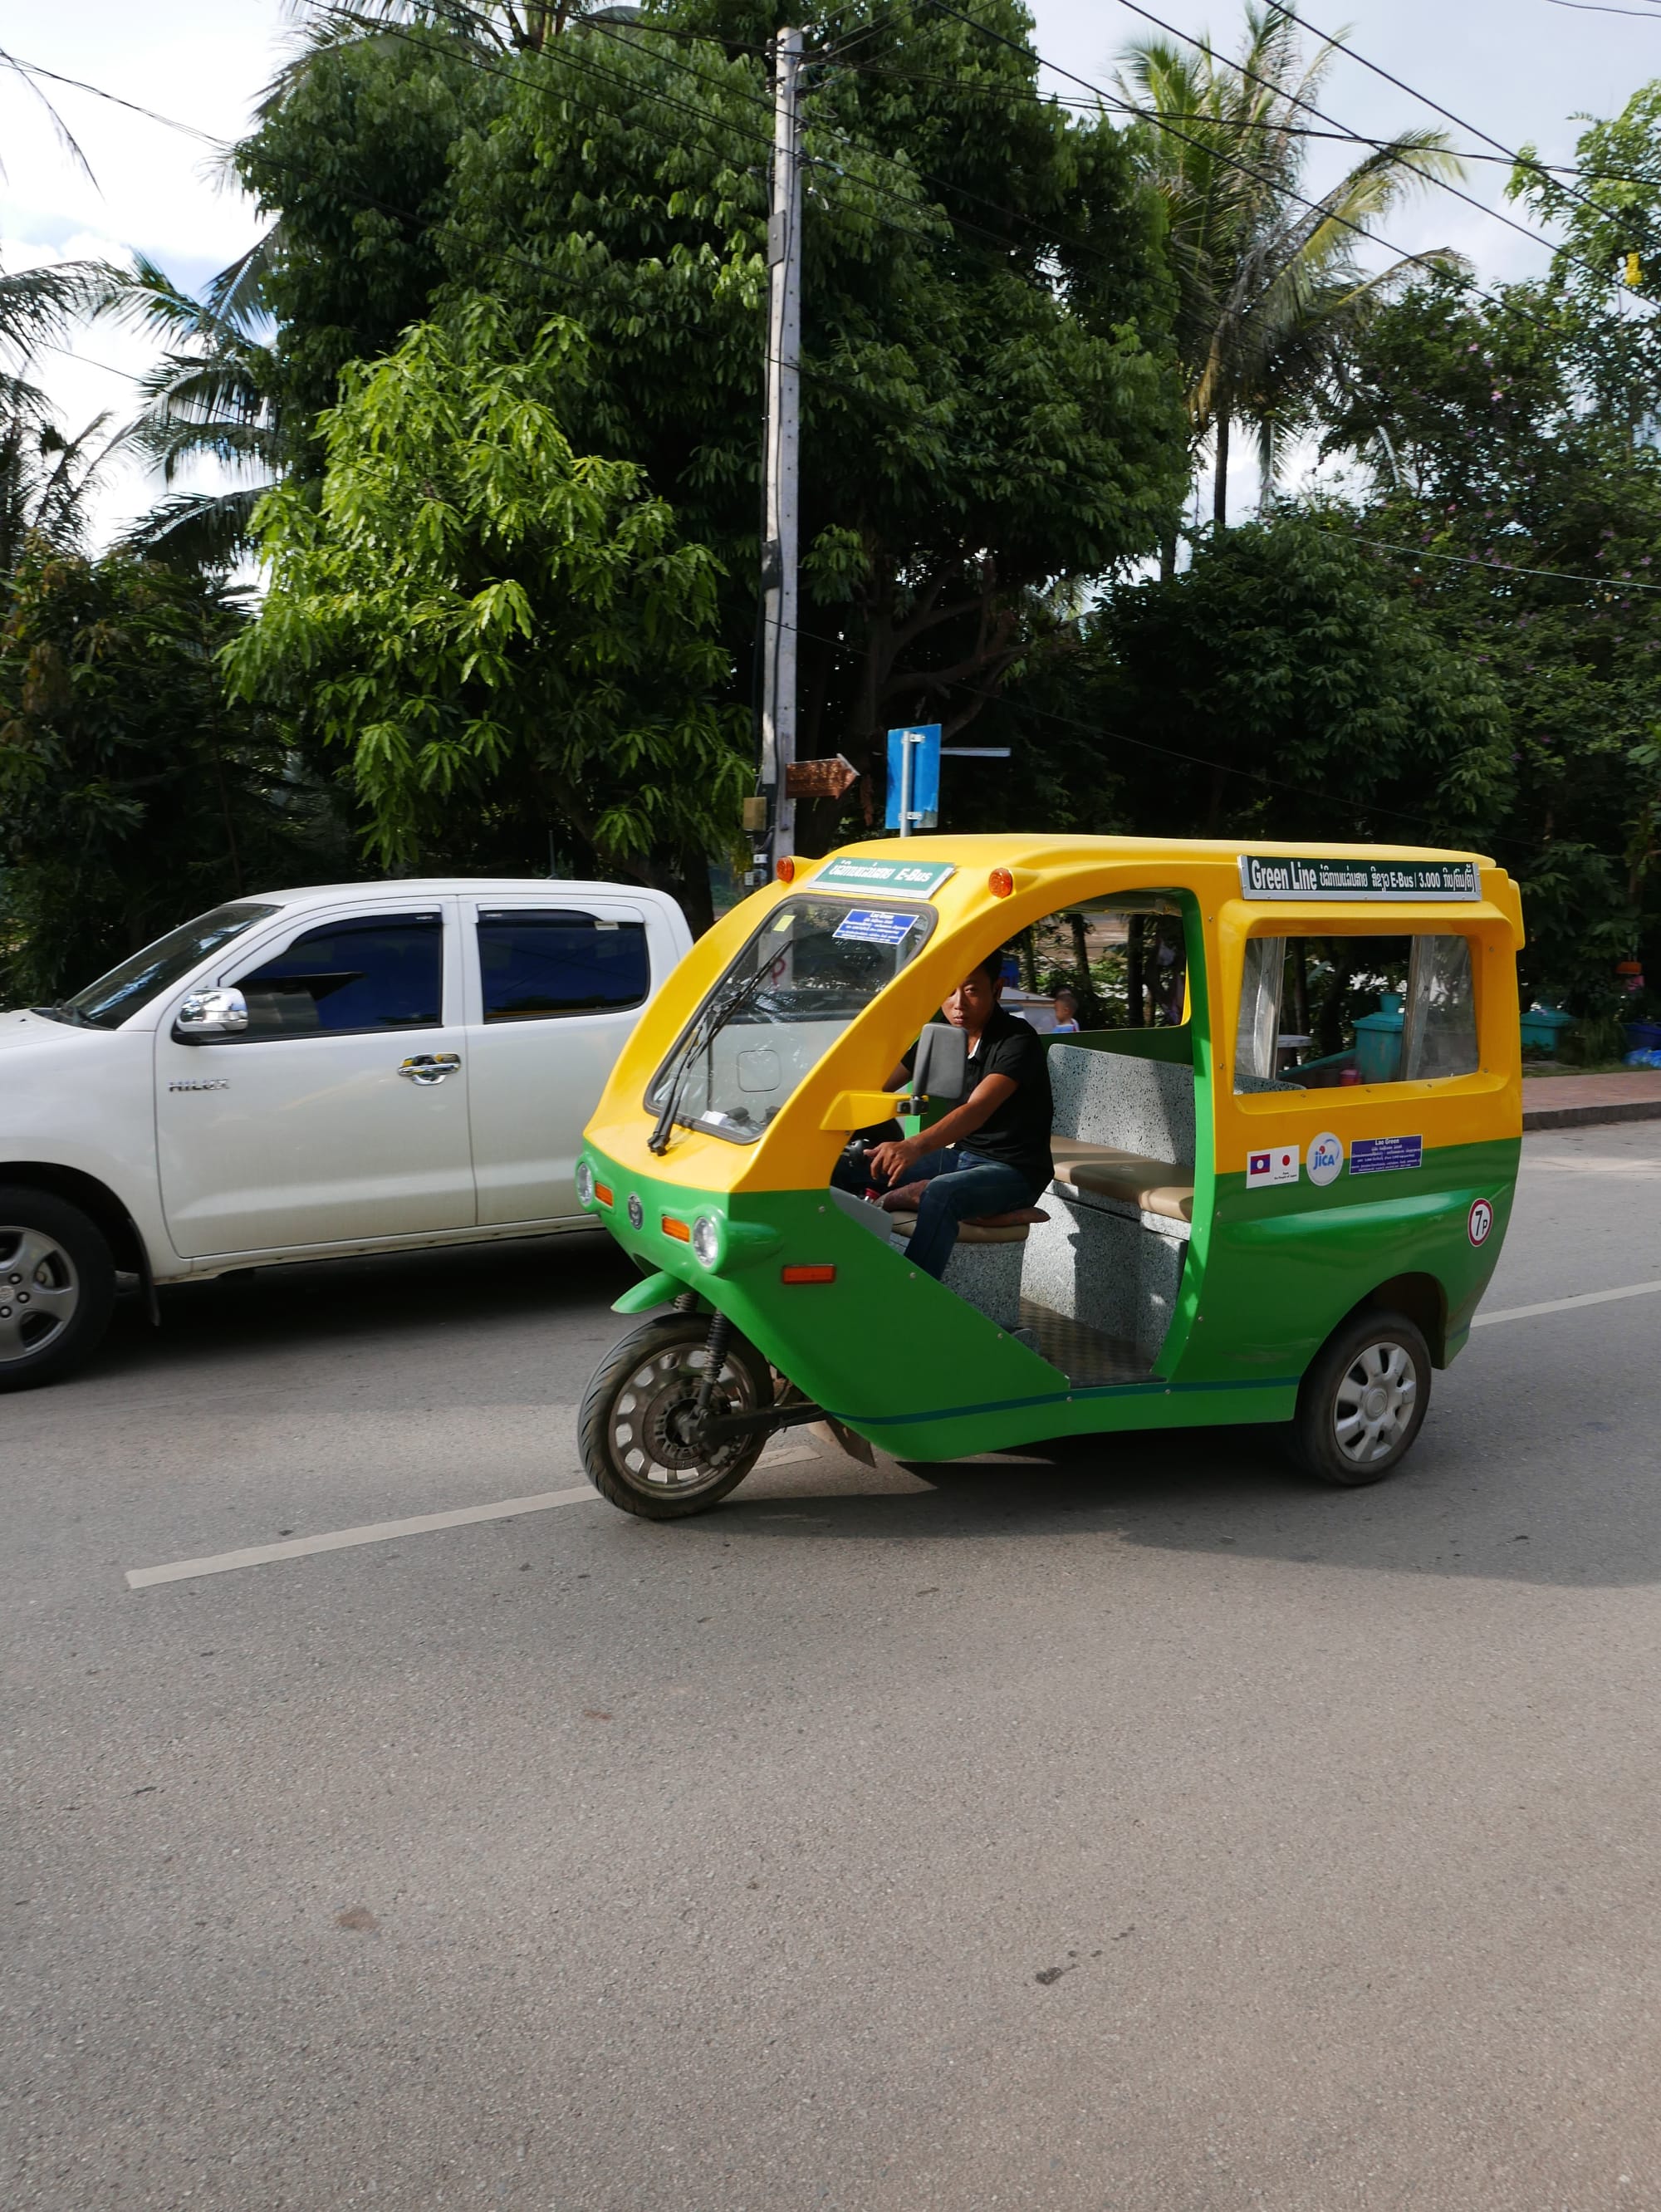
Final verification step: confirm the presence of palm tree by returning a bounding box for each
[1117,4,1464,538]
[99,245,283,573]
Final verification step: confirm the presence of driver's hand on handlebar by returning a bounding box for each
[867,1135,926,1183]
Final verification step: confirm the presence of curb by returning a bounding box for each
[1523,1098,1661,1132]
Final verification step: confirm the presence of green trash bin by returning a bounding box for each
[1353,1007,1404,1085]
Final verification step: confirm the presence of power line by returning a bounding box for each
[1110,0,1560,262]
[1273,1,1661,270]
[925,0,1494,307]
[1351,531,1661,596]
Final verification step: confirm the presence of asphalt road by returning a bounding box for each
[7,1126,1661,2212]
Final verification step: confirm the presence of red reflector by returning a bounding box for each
[594,1183,614,1207]
[776,856,796,884]
[782,1264,836,1284]
[662,1216,691,1242]
[988,866,1014,899]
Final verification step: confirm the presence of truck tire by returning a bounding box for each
[579,1312,773,1519]
[1288,1307,1431,1487]
[0,1185,117,1392]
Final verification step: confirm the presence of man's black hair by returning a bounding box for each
[964,954,998,985]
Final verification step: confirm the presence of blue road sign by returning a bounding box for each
[885,723,941,831]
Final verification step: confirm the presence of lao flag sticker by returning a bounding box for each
[1247,1145,1300,1189]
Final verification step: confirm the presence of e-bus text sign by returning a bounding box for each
[1239,854,1481,900]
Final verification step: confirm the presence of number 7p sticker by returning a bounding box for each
[1467,1197,1494,1246]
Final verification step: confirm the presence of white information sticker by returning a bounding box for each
[1247,1145,1300,1189]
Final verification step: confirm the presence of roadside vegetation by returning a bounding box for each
[3,0,1661,1024]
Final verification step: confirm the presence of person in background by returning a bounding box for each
[1052,988,1080,1034]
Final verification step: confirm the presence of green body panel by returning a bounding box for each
[1180,1135,1521,1385]
[613,1270,680,1314]
[580,1119,1520,1463]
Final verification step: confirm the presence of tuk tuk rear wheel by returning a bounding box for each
[1290,1309,1431,1487]
[579,1313,773,1519]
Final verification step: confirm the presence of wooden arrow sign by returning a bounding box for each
[786,753,860,801]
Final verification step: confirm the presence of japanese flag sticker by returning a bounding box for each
[1247,1145,1300,1189]
[1467,1197,1494,1247]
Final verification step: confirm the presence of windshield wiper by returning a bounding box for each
[29,1004,91,1028]
[647,962,778,1155]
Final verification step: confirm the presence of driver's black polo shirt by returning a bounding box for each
[903,1007,1055,1189]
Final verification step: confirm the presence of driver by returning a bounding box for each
[832,959,1054,1281]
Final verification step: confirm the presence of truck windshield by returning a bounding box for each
[55,903,280,1031]
[646,895,935,1143]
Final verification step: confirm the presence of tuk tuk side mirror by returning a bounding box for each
[910,1023,968,1103]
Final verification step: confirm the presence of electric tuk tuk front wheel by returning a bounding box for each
[1290,1309,1432,1487]
[579,1313,774,1519]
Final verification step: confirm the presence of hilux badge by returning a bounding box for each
[169,1078,229,1092]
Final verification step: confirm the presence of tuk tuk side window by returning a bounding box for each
[644,895,936,1143]
[1233,933,1479,1091]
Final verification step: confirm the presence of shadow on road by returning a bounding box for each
[93,1230,637,1385]
[698,1402,1659,1592]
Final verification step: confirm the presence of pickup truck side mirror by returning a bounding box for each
[174,985,249,1042]
[909,1023,968,1103]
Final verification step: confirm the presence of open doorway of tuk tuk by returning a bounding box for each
[833,890,1208,1392]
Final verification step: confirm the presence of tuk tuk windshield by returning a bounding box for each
[646,895,936,1143]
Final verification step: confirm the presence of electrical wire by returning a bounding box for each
[1351,531,1661,594]
[1273,0,1661,269]
[1109,0,1560,261]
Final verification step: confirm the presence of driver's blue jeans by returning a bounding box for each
[835,1146,1041,1282]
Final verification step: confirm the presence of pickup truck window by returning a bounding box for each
[234,915,444,1037]
[477,910,649,1020]
[59,902,280,1029]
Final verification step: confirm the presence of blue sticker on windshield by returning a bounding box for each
[832,907,916,947]
[1350,1135,1423,1175]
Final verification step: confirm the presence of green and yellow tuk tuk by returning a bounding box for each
[572,835,1524,1515]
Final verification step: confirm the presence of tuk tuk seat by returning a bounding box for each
[1048,1140,1195,1226]
[881,1216,1032,1244]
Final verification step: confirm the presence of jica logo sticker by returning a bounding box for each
[1306,1131,1345,1187]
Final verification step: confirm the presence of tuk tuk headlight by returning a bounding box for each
[692,1214,723,1269]
[574,1158,596,1209]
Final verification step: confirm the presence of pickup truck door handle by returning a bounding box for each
[399,1052,462,1086]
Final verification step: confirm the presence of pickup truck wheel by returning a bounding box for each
[1289,1308,1431,1487]
[0,1186,117,1392]
[579,1313,773,1519]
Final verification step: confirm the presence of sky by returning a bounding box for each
[4,0,1661,542]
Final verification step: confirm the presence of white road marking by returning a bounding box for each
[125,1439,827,1589]
[1473,1280,1661,1329]
[125,1487,601,1588]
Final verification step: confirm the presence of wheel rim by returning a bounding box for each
[0,1224,81,1366]
[1332,1339,1417,1466]
[607,1340,762,1496]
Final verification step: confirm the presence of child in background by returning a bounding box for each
[1052,988,1080,1034]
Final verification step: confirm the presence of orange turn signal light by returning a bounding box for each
[662,1215,691,1242]
[988,866,1014,898]
[782,1263,836,1285]
[776,856,796,884]
[594,1182,614,1207]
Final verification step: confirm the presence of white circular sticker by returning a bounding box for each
[1306,1131,1345,1186]
[1468,1197,1493,1247]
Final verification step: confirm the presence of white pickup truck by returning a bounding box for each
[0,877,691,1390]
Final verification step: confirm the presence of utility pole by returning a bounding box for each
[757,23,802,871]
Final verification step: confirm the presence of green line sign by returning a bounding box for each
[1238,854,1482,901]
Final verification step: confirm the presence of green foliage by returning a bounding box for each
[1323,268,1661,998]
[1075,512,1510,845]
[227,307,748,901]
[0,547,332,1003]
[233,0,1186,848]
[1116,5,1462,525]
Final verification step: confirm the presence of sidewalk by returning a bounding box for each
[1522,1068,1661,1131]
